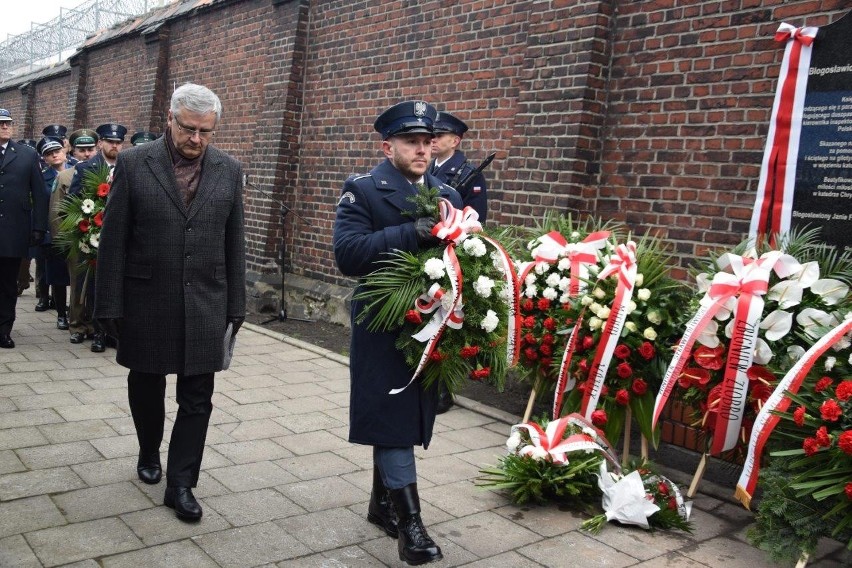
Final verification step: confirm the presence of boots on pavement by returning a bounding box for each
[390,483,442,565]
[367,465,398,538]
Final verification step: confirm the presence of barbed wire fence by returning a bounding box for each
[0,0,168,79]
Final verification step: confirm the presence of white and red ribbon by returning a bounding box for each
[749,22,817,243]
[432,199,481,244]
[511,412,620,469]
[735,315,852,509]
[517,231,609,297]
[483,235,521,366]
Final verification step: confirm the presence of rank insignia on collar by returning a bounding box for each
[380,180,387,185]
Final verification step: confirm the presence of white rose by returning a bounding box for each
[581,295,594,306]
[423,258,445,280]
[825,356,837,371]
[597,307,611,320]
[635,273,644,287]
[546,273,561,287]
[647,310,662,325]
[637,288,651,301]
[589,317,603,330]
[593,287,606,299]
[570,231,580,240]
[625,321,637,332]
[81,199,95,214]
[481,310,499,333]
[557,258,571,272]
[543,287,558,300]
[627,301,637,313]
[643,327,657,340]
[462,237,487,258]
[473,276,494,298]
[524,285,538,298]
[506,432,522,452]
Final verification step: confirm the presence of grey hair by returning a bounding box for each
[170,83,222,121]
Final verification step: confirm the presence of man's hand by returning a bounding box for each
[414,217,441,248]
[30,230,45,246]
[228,317,245,336]
[98,318,121,341]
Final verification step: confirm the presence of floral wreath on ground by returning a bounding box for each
[554,233,689,447]
[477,412,619,505]
[355,185,519,396]
[512,213,619,406]
[54,164,111,284]
[652,229,852,461]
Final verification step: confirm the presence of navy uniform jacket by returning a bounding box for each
[0,141,47,258]
[333,159,463,448]
[68,152,110,197]
[431,149,487,221]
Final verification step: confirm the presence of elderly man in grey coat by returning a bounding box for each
[95,83,246,521]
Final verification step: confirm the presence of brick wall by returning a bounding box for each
[0,0,849,304]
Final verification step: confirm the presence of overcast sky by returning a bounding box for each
[1,1,88,40]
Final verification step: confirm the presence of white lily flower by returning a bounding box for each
[695,273,711,294]
[788,344,806,362]
[725,318,735,339]
[793,261,820,287]
[811,279,849,306]
[752,337,773,365]
[767,280,804,309]
[760,309,793,341]
[712,296,736,321]
[797,308,837,338]
[696,320,720,348]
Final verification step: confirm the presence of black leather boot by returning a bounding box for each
[367,466,398,538]
[435,384,454,414]
[390,483,442,565]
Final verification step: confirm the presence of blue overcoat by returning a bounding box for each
[431,150,488,221]
[333,159,462,448]
[0,141,47,258]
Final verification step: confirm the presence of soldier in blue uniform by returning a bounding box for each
[429,111,488,220]
[333,101,462,565]
[42,124,76,166]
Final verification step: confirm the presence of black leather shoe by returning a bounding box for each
[164,486,203,521]
[69,332,85,344]
[56,316,69,330]
[34,298,49,312]
[137,455,162,485]
[367,465,398,538]
[0,334,14,349]
[91,333,106,353]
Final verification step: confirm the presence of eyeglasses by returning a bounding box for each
[173,117,215,139]
[0,122,12,128]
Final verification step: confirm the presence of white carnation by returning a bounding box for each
[462,237,487,257]
[560,293,571,304]
[525,273,537,287]
[543,287,558,300]
[473,276,495,298]
[637,288,651,301]
[545,273,561,287]
[535,263,549,275]
[423,258,445,280]
[570,231,580,240]
[557,258,571,272]
[530,446,549,461]
[81,199,95,214]
[481,310,499,333]
[524,285,537,298]
[441,292,455,313]
[558,277,570,291]
[506,432,522,452]
[825,356,837,371]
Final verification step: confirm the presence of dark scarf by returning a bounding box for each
[165,128,204,207]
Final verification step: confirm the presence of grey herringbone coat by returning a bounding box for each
[94,138,246,375]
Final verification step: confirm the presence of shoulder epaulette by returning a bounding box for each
[347,173,372,182]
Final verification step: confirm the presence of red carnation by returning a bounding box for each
[591,409,607,426]
[616,362,633,379]
[524,347,539,361]
[803,437,820,456]
[582,335,595,350]
[405,310,422,324]
[815,376,834,393]
[638,341,655,361]
[631,378,648,396]
[428,350,447,362]
[838,431,852,455]
[524,332,537,345]
[541,333,555,345]
[539,357,553,368]
[78,219,90,233]
[460,345,480,359]
[543,317,556,331]
[93,210,104,227]
[693,345,725,370]
[523,316,536,329]
[577,359,589,373]
[615,389,630,406]
[820,399,842,422]
[537,298,551,311]
[470,367,490,381]
[97,182,111,197]
[521,298,534,312]
[793,405,806,427]
[846,483,852,500]
[815,426,831,447]
[614,344,631,359]
[836,380,852,402]
[539,343,553,357]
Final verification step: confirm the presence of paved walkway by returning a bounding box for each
[0,287,846,567]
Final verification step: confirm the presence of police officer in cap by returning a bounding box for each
[430,111,488,220]
[130,131,159,146]
[334,101,461,565]
[42,125,73,163]
[68,123,126,352]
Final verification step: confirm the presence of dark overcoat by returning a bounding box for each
[333,159,462,448]
[0,141,47,257]
[94,138,246,376]
[431,150,488,221]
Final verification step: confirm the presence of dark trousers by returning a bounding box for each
[374,446,417,490]
[128,370,215,488]
[67,258,94,335]
[0,257,23,335]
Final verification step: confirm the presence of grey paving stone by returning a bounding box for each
[0,371,49,386]
[228,365,285,380]
[71,456,137,486]
[0,466,87,500]
[439,425,510,451]
[0,351,27,364]
[0,397,15,413]
[319,392,349,407]
[452,445,506,469]
[586,521,693,561]
[273,430,350,456]
[434,408,494,430]
[0,383,35,397]
[461,550,547,567]
[629,552,713,567]
[272,382,332,400]
[55,402,127,422]
[75,387,128,405]
[101,539,220,568]
[194,521,312,567]
[681,534,783,566]
[518,530,637,567]
[274,451,360,481]
[7,360,64,372]
[0,449,26,474]
[102,417,137,436]
[492,502,587,538]
[420,479,510,518]
[223,401,288,421]
[0,408,64,429]
[211,391,238,408]
[29,379,91,394]
[120,503,230,546]
[0,534,42,568]
[212,438,293,464]
[208,460,297,491]
[38,418,117,443]
[276,370,330,385]
[416,454,482,486]
[89,434,139,459]
[413,433,469,457]
[276,507,376,553]
[54,560,102,567]
[332,446,373,470]
[316,378,350,394]
[47,367,111,382]
[278,476,368,512]
[204,487,305,526]
[275,545,383,568]
[435,510,542,558]
[0,495,66,538]
[220,386,288,404]
[274,396,340,414]
[224,418,292,441]
[27,517,143,567]
[52,481,154,523]
[16,440,103,469]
